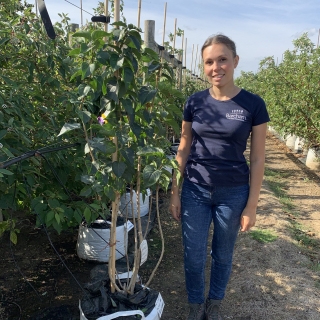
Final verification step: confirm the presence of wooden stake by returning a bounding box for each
[162,2,167,47]
[184,37,187,86]
[137,0,142,28]
[80,0,83,28]
[191,44,194,77]
[104,0,108,33]
[35,0,38,16]
[172,18,177,55]
[114,0,120,23]
[109,0,121,295]
[194,44,198,75]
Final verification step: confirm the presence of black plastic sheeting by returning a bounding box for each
[81,265,159,320]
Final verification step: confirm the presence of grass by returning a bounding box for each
[264,167,320,276]
[249,229,278,243]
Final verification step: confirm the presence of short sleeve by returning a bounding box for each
[252,95,270,126]
[183,97,193,122]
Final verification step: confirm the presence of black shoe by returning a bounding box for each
[205,299,222,320]
[187,303,205,320]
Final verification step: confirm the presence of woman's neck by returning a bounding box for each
[209,85,240,101]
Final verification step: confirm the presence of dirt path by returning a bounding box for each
[151,132,320,320]
[1,132,320,319]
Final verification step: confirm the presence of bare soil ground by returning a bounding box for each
[1,131,320,320]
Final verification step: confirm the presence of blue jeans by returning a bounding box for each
[181,179,249,303]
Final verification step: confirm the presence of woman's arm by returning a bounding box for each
[170,121,192,221]
[240,122,267,231]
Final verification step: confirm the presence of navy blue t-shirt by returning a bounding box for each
[183,88,270,187]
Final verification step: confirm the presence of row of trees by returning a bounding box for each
[0,1,207,241]
[236,34,320,149]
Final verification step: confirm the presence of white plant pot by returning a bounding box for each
[285,134,296,150]
[76,220,132,262]
[119,190,150,218]
[79,302,161,320]
[294,137,301,153]
[305,148,320,170]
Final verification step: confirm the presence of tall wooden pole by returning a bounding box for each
[80,0,83,28]
[191,44,194,79]
[172,18,177,55]
[137,0,142,28]
[184,37,187,85]
[114,0,120,23]
[104,0,108,32]
[317,28,320,48]
[109,0,121,294]
[35,0,38,16]
[162,3,167,47]
[194,45,198,75]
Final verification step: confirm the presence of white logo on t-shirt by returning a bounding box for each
[226,109,246,121]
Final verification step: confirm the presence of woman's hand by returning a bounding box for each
[169,193,181,222]
[240,206,257,232]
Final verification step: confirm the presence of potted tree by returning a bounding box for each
[57,19,181,319]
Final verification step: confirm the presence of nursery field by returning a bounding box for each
[1,131,320,320]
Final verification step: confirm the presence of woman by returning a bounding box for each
[169,34,270,320]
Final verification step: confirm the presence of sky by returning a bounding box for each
[26,0,320,78]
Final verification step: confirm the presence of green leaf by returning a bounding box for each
[57,123,81,136]
[110,53,124,70]
[0,169,14,175]
[68,47,81,56]
[107,80,119,102]
[55,213,61,224]
[123,67,134,87]
[0,74,16,86]
[77,110,91,123]
[165,118,180,135]
[137,146,164,156]
[104,185,116,201]
[81,175,95,184]
[1,147,14,158]
[92,30,109,41]
[120,147,135,166]
[143,165,162,187]
[0,38,10,46]
[10,231,17,245]
[80,186,92,197]
[121,98,134,115]
[111,21,127,28]
[112,161,126,178]
[143,47,160,60]
[48,199,60,209]
[148,62,161,74]
[84,207,91,222]
[128,31,141,50]
[138,86,157,105]
[96,50,110,65]
[46,211,55,223]
[72,31,91,40]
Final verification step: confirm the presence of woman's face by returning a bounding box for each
[202,43,239,88]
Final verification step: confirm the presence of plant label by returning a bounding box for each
[125,220,134,232]
[155,293,165,317]
[140,239,148,266]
